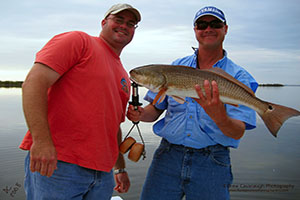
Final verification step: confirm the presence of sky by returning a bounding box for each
[0,0,300,84]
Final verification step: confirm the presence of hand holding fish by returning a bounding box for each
[193,80,226,117]
[194,80,227,122]
[194,80,245,139]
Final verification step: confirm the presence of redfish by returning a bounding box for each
[129,64,300,137]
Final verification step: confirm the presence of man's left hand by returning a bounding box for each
[114,172,130,193]
[193,80,227,122]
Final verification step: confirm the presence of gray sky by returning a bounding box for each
[1,0,300,84]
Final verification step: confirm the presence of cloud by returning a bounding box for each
[0,0,299,84]
[121,25,195,69]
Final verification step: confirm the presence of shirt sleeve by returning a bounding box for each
[144,90,168,110]
[35,31,86,75]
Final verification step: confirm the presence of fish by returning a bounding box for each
[129,64,300,137]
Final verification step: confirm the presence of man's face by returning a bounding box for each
[101,10,137,50]
[194,15,228,49]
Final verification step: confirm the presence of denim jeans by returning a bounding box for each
[24,153,114,200]
[140,139,233,200]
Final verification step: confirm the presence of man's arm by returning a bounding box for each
[114,127,130,193]
[22,63,60,177]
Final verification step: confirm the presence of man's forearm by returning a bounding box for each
[22,77,52,143]
[114,128,126,169]
[215,115,245,140]
[140,104,164,122]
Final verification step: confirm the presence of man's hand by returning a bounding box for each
[114,172,130,193]
[193,80,227,122]
[193,80,245,139]
[126,105,144,122]
[30,140,57,177]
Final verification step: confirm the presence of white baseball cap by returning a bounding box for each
[104,4,141,22]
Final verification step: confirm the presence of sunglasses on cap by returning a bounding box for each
[195,20,225,30]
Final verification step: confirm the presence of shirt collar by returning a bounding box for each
[192,48,228,69]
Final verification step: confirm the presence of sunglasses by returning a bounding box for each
[107,16,138,29]
[195,20,225,30]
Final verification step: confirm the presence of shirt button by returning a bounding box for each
[189,115,193,119]
[187,133,191,137]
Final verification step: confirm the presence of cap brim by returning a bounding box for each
[194,14,225,24]
[110,8,141,22]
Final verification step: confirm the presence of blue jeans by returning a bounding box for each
[141,139,233,200]
[24,153,114,200]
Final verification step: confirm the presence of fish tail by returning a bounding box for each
[260,103,300,137]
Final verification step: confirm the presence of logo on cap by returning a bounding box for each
[193,6,226,25]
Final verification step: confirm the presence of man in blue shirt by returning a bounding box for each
[127,6,258,200]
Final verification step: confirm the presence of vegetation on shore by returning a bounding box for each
[0,81,23,88]
[258,83,284,87]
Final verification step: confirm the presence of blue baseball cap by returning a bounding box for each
[193,6,226,25]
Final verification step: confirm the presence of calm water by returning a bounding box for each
[0,86,299,200]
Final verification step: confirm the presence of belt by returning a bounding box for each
[162,139,228,153]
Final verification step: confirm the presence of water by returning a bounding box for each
[0,86,300,200]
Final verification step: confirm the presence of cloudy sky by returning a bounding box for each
[1,0,300,84]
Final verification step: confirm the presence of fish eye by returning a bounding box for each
[268,105,273,110]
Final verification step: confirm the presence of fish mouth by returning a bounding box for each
[129,69,137,78]
[129,70,141,84]
[129,77,138,84]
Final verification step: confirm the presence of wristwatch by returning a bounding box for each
[114,168,126,174]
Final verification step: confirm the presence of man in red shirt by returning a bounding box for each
[19,3,141,199]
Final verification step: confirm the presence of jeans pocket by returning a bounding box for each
[153,141,170,159]
[209,149,231,167]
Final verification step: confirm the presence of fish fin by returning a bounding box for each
[203,68,255,96]
[259,102,300,137]
[158,93,166,104]
[152,88,167,105]
[227,103,239,107]
[171,96,186,104]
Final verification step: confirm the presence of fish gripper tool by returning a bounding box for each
[124,82,146,160]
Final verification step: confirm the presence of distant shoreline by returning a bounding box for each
[258,83,284,87]
[0,81,23,88]
[0,81,297,88]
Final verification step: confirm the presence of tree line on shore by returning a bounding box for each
[0,81,23,88]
